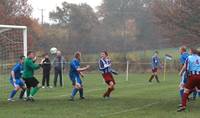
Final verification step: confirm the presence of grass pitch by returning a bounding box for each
[0,73,200,118]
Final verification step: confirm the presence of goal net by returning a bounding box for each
[0,25,27,99]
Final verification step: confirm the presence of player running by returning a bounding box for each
[8,56,26,101]
[69,51,90,101]
[149,51,161,83]
[23,51,42,102]
[99,51,116,99]
[177,48,200,112]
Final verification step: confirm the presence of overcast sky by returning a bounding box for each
[29,0,103,23]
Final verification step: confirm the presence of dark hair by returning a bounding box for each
[19,55,25,60]
[154,51,158,54]
[27,51,35,56]
[190,48,199,55]
[102,51,108,56]
[43,53,49,57]
[198,51,200,56]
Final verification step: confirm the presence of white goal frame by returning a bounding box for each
[0,24,27,57]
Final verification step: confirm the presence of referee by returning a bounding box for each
[23,51,42,101]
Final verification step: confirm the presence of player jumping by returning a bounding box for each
[69,51,90,101]
[149,51,161,83]
[99,51,116,99]
[8,56,26,101]
[177,48,200,112]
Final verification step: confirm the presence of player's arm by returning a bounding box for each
[28,60,41,70]
[79,72,84,78]
[11,64,20,81]
[99,60,110,70]
[11,71,16,82]
[179,63,186,76]
[77,65,90,72]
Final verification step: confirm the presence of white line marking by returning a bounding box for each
[100,102,160,117]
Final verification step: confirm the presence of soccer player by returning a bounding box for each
[99,51,116,99]
[69,51,90,101]
[149,51,161,83]
[178,46,189,103]
[177,48,200,112]
[41,53,51,88]
[8,56,26,101]
[23,51,42,101]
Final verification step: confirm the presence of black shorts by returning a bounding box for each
[23,77,39,88]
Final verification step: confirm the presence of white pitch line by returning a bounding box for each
[100,102,160,117]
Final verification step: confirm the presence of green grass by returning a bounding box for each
[0,73,200,118]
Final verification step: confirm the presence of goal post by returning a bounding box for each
[0,24,28,57]
[0,24,27,99]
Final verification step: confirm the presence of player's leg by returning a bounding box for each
[54,69,58,87]
[154,71,160,83]
[18,79,26,100]
[177,76,196,112]
[149,71,155,82]
[29,77,41,101]
[149,69,156,82]
[103,81,114,98]
[69,77,81,101]
[42,71,46,88]
[46,71,50,87]
[8,85,20,101]
[59,70,63,87]
[79,80,84,99]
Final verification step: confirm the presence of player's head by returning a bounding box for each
[189,48,199,55]
[154,51,159,56]
[57,51,62,57]
[179,46,187,54]
[43,53,49,58]
[19,55,25,64]
[74,51,81,60]
[100,51,108,59]
[27,51,35,59]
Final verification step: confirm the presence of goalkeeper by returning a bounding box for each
[23,51,42,102]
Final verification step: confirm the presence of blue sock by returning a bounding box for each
[9,90,17,99]
[79,88,83,97]
[71,88,78,97]
[180,89,184,99]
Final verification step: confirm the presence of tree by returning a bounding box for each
[49,2,98,53]
[151,0,200,47]
[97,0,164,50]
[0,0,43,50]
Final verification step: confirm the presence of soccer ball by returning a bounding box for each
[50,47,57,54]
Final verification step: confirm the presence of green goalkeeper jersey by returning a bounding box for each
[23,57,40,78]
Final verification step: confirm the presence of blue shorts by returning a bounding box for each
[10,78,25,87]
[75,76,82,85]
[69,73,76,86]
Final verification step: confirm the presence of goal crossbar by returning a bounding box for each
[0,24,28,57]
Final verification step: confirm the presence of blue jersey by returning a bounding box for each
[186,54,200,72]
[11,63,23,79]
[151,56,160,69]
[69,58,80,78]
[99,58,112,73]
[180,52,189,65]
